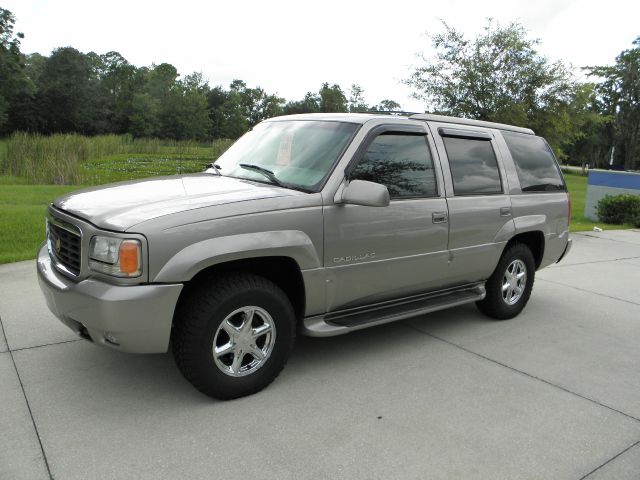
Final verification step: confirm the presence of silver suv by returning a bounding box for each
[37,113,572,399]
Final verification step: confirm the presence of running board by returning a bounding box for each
[301,283,486,337]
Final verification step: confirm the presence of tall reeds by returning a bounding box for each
[3,133,231,184]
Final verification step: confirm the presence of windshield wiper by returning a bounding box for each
[239,163,286,188]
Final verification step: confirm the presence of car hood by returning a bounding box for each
[53,174,299,231]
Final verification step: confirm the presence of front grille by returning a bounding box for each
[48,220,82,276]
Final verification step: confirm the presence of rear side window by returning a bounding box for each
[502,132,566,192]
[442,136,502,195]
[350,133,437,198]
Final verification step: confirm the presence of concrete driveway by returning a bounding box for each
[1,230,639,480]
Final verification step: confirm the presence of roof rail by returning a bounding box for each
[368,110,421,117]
[409,113,535,135]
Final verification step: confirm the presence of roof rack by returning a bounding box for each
[368,110,421,117]
[409,113,534,135]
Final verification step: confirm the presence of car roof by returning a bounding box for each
[266,113,403,124]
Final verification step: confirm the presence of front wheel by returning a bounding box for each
[172,273,296,400]
[476,243,535,320]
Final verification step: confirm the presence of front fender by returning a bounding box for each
[152,230,321,283]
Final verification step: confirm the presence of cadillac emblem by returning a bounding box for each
[55,238,61,254]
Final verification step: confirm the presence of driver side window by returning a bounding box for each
[350,133,437,199]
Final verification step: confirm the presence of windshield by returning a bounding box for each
[214,120,360,191]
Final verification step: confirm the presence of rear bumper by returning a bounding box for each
[36,243,183,353]
[556,238,573,264]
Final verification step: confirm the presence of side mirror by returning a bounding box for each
[338,179,390,207]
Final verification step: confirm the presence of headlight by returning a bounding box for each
[89,236,142,277]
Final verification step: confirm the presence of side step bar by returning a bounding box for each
[301,283,486,337]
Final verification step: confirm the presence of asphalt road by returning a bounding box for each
[1,230,639,480]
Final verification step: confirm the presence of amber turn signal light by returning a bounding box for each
[119,241,140,275]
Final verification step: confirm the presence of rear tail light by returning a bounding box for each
[567,192,571,225]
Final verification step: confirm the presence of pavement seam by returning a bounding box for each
[550,256,640,269]
[578,439,640,479]
[403,323,640,424]
[0,315,54,480]
[577,233,640,246]
[537,277,640,307]
[11,338,82,353]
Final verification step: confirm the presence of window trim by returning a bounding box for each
[441,131,505,197]
[345,124,440,200]
[438,127,493,141]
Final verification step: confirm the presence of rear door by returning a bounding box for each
[428,123,515,284]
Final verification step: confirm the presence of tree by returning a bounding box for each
[348,84,369,112]
[559,83,612,168]
[0,7,34,133]
[36,47,108,134]
[405,20,583,156]
[97,51,143,133]
[157,72,211,141]
[373,99,402,112]
[319,83,347,112]
[587,38,640,170]
[283,92,321,115]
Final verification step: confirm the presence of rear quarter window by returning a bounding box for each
[502,132,566,192]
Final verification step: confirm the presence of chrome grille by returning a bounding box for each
[47,220,82,276]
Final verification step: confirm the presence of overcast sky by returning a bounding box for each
[4,0,639,112]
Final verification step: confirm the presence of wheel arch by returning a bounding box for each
[178,256,307,321]
[506,230,545,269]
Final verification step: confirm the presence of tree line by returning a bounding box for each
[1,8,639,169]
[0,8,398,143]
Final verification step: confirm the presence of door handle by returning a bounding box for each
[500,207,512,217]
[432,212,448,224]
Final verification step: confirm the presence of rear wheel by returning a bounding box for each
[476,243,535,320]
[172,273,296,400]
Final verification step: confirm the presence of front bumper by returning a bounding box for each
[37,243,183,353]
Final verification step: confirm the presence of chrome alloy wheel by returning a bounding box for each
[212,306,276,377]
[502,259,527,305]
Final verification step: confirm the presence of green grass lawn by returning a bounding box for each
[0,143,229,264]
[0,170,632,265]
[0,180,80,263]
[563,173,633,232]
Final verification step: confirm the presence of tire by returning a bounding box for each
[172,272,296,400]
[476,243,535,320]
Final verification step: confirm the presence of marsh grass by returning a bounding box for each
[3,133,232,185]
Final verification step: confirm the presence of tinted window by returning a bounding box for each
[442,136,502,195]
[350,133,437,198]
[503,132,566,192]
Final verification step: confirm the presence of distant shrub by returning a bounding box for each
[596,194,640,224]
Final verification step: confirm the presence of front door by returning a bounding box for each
[322,126,449,312]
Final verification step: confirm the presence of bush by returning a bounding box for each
[596,194,640,224]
